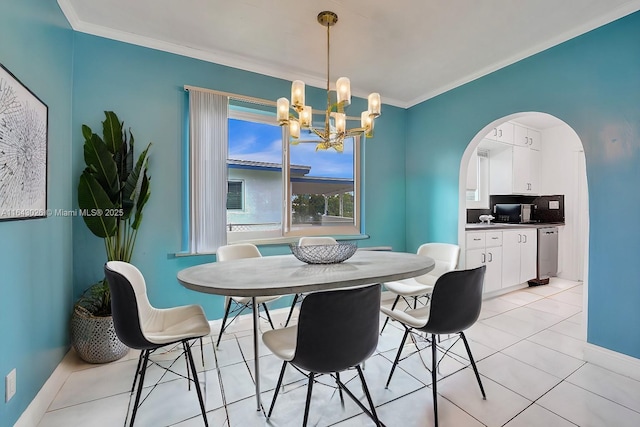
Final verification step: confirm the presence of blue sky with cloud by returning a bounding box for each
[229,119,354,178]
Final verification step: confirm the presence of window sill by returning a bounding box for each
[172,234,371,258]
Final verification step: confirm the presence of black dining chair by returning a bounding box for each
[262,284,383,427]
[283,236,339,327]
[381,266,487,427]
[380,243,460,333]
[104,261,211,427]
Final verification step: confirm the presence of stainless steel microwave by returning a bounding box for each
[493,203,534,223]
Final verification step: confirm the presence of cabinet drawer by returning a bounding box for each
[466,232,485,249]
[485,232,503,247]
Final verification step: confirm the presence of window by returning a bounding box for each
[466,149,489,209]
[227,106,361,242]
[285,129,359,236]
[226,181,243,210]
[186,87,362,252]
[227,111,283,239]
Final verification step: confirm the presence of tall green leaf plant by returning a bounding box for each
[76,111,151,316]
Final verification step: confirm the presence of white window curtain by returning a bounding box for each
[188,90,229,253]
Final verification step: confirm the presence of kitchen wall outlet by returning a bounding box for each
[5,369,16,402]
[549,200,560,209]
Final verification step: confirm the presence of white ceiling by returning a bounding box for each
[58,0,640,108]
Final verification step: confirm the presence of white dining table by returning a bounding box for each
[177,250,435,411]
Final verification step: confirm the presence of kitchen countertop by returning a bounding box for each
[466,222,565,230]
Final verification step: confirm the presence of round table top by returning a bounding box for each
[177,250,435,297]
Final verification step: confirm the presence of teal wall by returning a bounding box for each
[70,34,408,319]
[0,1,73,425]
[406,11,640,358]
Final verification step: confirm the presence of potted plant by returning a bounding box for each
[71,111,151,363]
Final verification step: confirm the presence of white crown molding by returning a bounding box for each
[583,342,640,382]
[406,0,640,108]
[57,1,406,109]
[58,0,640,110]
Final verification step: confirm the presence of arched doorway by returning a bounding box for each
[457,112,589,326]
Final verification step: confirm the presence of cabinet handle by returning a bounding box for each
[488,252,493,262]
[529,137,534,145]
[525,136,529,145]
[473,238,481,241]
[493,128,497,137]
[518,234,522,243]
[498,129,503,137]
[523,235,527,243]
[481,253,486,263]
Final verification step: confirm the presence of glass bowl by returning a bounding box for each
[289,242,357,264]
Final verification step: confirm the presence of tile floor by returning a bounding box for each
[37,278,640,426]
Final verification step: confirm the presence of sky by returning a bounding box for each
[228,118,354,179]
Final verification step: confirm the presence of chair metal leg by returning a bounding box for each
[385,327,410,388]
[216,299,233,347]
[184,342,192,391]
[335,370,386,427]
[303,372,315,427]
[130,349,150,427]
[130,351,144,394]
[380,295,401,334]
[200,337,205,368]
[335,372,344,405]
[262,303,276,330]
[284,293,299,327]
[356,365,382,427]
[431,334,439,427]
[267,361,288,418]
[460,332,486,399]
[185,342,209,427]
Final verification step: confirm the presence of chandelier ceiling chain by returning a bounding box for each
[277,11,381,152]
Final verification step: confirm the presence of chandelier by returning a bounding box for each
[276,11,381,152]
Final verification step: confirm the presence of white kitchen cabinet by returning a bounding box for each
[490,144,541,195]
[513,146,541,194]
[466,231,502,293]
[501,229,537,288]
[484,122,514,145]
[514,124,542,150]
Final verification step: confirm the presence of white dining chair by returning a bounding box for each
[215,243,282,347]
[381,266,486,427]
[104,261,211,427]
[263,284,383,426]
[380,242,460,333]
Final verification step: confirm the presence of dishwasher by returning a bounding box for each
[532,227,559,285]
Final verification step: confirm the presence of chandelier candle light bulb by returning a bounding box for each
[289,118,301,139]
[291,80,305,110]
[276,10,381,151]
[300,106,313,127]
[277,97,289,124]
[336,77,351,105]
[332,112,346,134]
[368,93,381,117]
[361,111,374,137]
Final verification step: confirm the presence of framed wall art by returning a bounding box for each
[0,63,48,221]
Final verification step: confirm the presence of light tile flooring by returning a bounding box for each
[37,278,640,426]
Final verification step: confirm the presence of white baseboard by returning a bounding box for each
[14,349,75,427]
[583,343,640,382]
